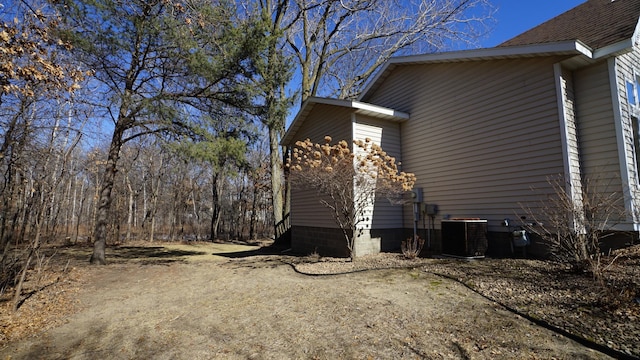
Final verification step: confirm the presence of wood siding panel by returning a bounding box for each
[364,58,568,231]
[354,116,403,229]
[574,61,623,198]
[613,45,640,224]
[290,104,353,228]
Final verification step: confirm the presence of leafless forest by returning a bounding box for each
[0,130,274,246]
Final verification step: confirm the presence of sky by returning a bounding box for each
[481,0,586,47]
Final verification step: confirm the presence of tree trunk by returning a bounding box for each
[73,179,85,244]
[0,110,27,252]
[13,212,43,311]
[149,184,159,242]
[210,172,222,240]
[283,145,291,219]
[188,179,200,240]
[150,215,156,242]
[269,126,284,225]
[249,182,259,240]
[125,176,134,242]
[90,123,126,265]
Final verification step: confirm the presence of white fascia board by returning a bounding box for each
[632,17,640,47]
[593,39,634,59]
[281,98,315,146]
[574,40,594,58]
[302,97,408,119]
[352,101,410,119]
[359,41,592,101]
[303,96,352,108]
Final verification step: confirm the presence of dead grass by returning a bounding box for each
[0,241,637,359]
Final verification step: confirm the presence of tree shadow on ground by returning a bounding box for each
[107,246,210,265]
[212,244,295,259]
[110,246,206,259]
[56,244,208,265]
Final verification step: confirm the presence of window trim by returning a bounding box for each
[627,70,640,118]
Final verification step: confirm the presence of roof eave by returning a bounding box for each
[593,38,635,59]
[281,97,409,146]
[592,17,640,59]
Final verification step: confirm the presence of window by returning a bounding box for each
[627,80,637,106]
[627,72,640,118]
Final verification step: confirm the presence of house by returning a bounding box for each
[281,0,640,257]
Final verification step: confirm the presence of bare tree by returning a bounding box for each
[0,0,87,301]
[52,0,268,264]
[8,93,84,311]
[134,144,165,242]
[0,0,85,248]
[247,141,271,240]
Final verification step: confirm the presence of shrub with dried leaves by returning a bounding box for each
[288,136,416,259]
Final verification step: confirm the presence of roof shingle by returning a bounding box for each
[498,0,640,49]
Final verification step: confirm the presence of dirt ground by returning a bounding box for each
[0,242,631,359]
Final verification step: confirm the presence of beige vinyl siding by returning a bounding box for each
[574,61,624,200]
[613,46,640,225]
[290,104,353,228]
[557,65,584,211]
[561,68,580,180]
[364,58,567,231]
[290,104,353,145]
[618,48,640,123]
[353,116,403,229]
[616,48,640,182]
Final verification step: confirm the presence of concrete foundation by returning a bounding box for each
[291,226,407,258]
[292,225,638,259]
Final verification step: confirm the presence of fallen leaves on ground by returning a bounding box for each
[295,245,640,358]
[0,265,85,347]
